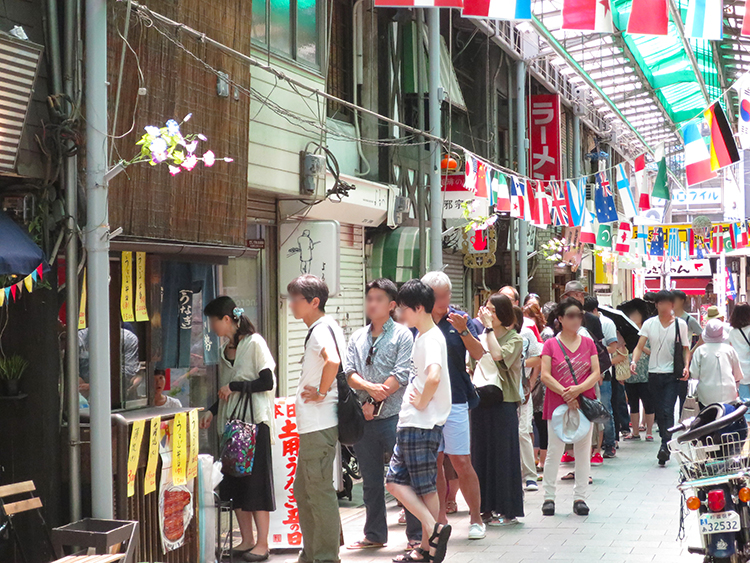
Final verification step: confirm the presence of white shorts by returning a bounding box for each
[439,403,471,456]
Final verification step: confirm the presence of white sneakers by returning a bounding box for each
[468,522,487,540]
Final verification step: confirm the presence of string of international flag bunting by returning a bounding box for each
[374,0,748,40]
[448,91,744,262]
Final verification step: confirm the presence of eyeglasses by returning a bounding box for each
[366,345,376,365]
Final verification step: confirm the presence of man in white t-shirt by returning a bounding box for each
[631,290,689,467]
[386,280,453,563]
[288,274,346,563]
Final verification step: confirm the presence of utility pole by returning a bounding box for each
[85,0,114,519]
[428,9,443,272]
[64,0,81,523]
[516,59,528,301]
[417,10,427,276]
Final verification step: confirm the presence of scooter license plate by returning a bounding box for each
[699,511,741,534]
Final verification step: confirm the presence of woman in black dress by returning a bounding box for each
[200,296,276,562]
[471,294,525,525]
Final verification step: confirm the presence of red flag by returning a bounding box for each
[10,284,16,300]
[527,180,540,225]
[562,0,614,32]
[627,0,669,35]
[36,263,43,279]
[743,0,750,35]
[475,162,489,198]
[712,226,723,254]
[616,222,631,254]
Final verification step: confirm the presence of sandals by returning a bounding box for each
[393,548,430,562]
[623,434,641,441]
[428,523,452,563]
[561,472,593,484]
[348,539,385,550]
[445,500,458,514]
[405,540,421,551]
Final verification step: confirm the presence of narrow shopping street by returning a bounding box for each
[340,438,700,563]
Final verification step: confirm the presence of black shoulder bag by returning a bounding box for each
[673,318,686,380]
[304,324,365,446]
[555,338,610,424]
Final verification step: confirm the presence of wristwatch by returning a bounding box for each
[460,329,469,337]
[485,327,494,333]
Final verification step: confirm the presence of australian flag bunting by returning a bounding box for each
[595,171,618,223]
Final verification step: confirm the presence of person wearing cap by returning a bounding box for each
[631,290,689,467]
[690,319,742,408]
[540,298,601,517]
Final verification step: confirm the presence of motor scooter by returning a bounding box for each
[669,400,750,562]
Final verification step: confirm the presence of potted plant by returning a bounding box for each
[0,355,28,397]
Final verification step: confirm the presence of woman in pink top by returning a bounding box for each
[540,298,601,517]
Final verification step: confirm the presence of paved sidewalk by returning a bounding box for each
[338,437,703,563]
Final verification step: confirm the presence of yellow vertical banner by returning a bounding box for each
[186,409,199,480]
[78,269,87,329]
[134,252,149,322]
[172,412,188,486]
[126,419,146,497]
[120,251,135,322]
[144,415,161,495]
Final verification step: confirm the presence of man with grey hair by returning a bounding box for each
[421,271,487,540]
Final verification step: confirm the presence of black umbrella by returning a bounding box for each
[0,210,47,276]
[599,305,641,352]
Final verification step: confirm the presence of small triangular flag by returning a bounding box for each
[31,270,37,282]
[4,287,10,303]
[10,284,17,300]
[0,289,4,307]
[36,263,43,280]
[24,275,33,293]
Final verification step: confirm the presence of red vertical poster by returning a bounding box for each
[528,94,562,181]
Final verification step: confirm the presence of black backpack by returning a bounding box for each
[304,324,365,446]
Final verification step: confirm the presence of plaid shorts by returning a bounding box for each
[386,425,443,497]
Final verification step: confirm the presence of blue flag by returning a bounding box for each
[650,227,665,258]
[566,178,586,227]
[595,171,618,223]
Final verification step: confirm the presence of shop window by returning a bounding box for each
[327,0,353,120]
[252,0,322,69]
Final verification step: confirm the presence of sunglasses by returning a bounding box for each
[366,345,376,365]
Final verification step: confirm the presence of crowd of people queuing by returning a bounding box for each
[198,273,750,563]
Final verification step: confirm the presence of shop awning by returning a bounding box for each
[367,227,431,284]
[645,276,711,295]
[0,210,47,276]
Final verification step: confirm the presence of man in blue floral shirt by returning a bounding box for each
[345,278,422,551]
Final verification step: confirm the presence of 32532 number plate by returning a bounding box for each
[699,511,740,534]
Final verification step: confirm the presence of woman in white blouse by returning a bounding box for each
[200,296,276,562]
[691,319,742,409]
[729,304,750,420]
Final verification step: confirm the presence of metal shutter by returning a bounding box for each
[247,190,277,225]
[443,250,467,312]
[280,224,366,396]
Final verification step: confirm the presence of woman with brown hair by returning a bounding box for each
[472,293,525,525]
